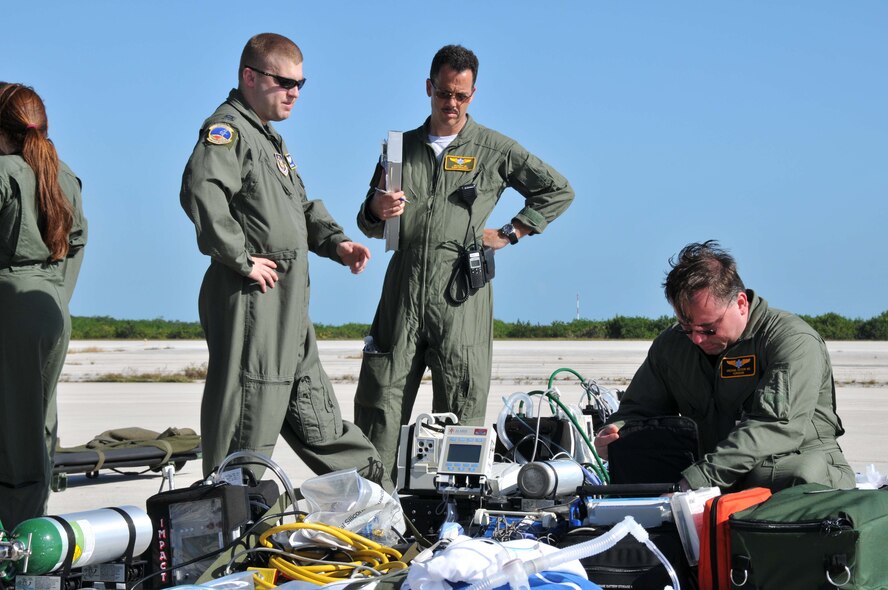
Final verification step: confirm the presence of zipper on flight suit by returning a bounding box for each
[418,140,440,330]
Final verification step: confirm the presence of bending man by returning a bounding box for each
[595,241,855,492]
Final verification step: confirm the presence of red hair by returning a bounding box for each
[0,83,73,261]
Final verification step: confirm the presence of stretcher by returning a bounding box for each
[51,427,201,491]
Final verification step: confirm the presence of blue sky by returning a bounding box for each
[4,2,886,324]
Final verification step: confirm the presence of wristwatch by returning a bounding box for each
[499,223,519,245]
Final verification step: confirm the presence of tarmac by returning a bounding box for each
[47,339,888,516]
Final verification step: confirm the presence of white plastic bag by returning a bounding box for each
[403,536,589,590]
[290,468,405,547]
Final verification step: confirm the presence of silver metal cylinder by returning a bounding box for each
[14,505,152,574]
[518,459,585,498]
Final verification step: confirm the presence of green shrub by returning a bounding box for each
[605,315,672,339]
[800,312,859,340]
[857,311,888,340]
[71,316,204,340]
[68,310,888,340]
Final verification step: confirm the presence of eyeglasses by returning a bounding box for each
[675,299,734,337]
[247,66,306,90]
[429,80,474,104]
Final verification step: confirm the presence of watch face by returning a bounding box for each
[500,224,518,244]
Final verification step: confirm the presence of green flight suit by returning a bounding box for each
[354,115,574,481]
[0,156,87,529]
[608,290,855,492]
[181,89,383,483]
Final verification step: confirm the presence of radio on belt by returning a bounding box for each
[436,425,496,495]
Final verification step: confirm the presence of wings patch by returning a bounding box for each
[444,155,476,172]
[721,355,756,379]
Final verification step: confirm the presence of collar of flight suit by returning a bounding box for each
[420,113,480,148]
[224,88,285,147]
[735,290,769,345]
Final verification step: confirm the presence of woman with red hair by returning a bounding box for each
[0,83,87,529]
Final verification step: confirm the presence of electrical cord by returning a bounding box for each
[212,451,300,515]
[524,386,609,483]
[126,509,304,590]
[529,393,547,463]
[544,368,614,482]
[223,546,385,587]
[256,518,408,585]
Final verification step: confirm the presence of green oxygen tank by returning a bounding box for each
[1,524,25,582]
[12,506,152,576]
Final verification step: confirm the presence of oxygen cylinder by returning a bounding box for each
[1,524,24,582]
[12,506,152,575]
[518,459,585,498]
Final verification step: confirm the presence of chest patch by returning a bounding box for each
[274,153,289,176]
[285,153,297,170]
[444,155,476,171]
[206,124,235,145]
[721,355,756,379]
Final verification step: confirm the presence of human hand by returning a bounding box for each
[482,228,510,250]
[247,256,278,293]
[593,423,620,460]
[337,241,371,274]
[482,220,529,250]
[369,189,407,220]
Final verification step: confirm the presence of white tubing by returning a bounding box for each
[496,392,536,456]
[213,450,299,514]
[464,516,680,590]
[642,537,681,590]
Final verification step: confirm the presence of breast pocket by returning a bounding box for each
[749,363,789,420]
[259,151,294,197]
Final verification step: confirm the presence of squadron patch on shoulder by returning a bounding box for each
[285,153,297,170]
[206,123,235,145]
[721,355,756,379]
[274,153,289,176]
[444,155,476,172]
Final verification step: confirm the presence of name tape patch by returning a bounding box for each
[444,155,476,172]
[721,355,756,379]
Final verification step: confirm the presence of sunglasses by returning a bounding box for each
[429,80,474,104]
[247,66,306,90]
[675,299,734,337]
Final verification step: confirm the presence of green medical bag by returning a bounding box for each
[729,483,888,589]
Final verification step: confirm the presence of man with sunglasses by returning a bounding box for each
[354,44,574,484]
[594,241,855,492]
[181,33,385,485]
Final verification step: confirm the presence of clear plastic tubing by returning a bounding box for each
[214,450,300,512]
[496,392,535,453]
[463,516,680,590]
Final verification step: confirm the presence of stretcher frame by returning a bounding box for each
[51,442,201,491]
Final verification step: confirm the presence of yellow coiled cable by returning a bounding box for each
[255,519,407,586]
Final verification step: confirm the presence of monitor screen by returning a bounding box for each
[446,443,482,463]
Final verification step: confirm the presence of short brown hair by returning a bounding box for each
[430,45,479,86]
[238,33,303,81]
[663,240,745,321]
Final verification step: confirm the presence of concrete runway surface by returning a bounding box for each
[47,339,888,515]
